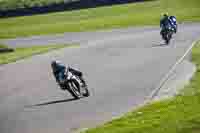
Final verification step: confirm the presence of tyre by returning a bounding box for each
[167,31,172,44]
[166,38,170,44]
[81,83,90,97]
[68,79,81,99]
[165,34,170,44]
[164,31,172,45]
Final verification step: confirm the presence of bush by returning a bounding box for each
[0,0,73,10]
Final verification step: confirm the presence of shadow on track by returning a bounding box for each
[151,43,168,47]
[26,97,77,108]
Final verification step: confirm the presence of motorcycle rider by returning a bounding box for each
[160,13,172,35]
[160,13,177,34]
[51,60,86,87]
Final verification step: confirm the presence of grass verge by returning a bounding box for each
[0,0,73,11]
[0,44,77,64]
[0,44,8,48]
[0,0,200,38]
[84,40,200,133]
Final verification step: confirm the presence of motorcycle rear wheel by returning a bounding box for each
[81,83,90,97]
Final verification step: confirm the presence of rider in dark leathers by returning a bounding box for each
[160,13,172,35]
[51,60,86,87]
[160,13,177,34]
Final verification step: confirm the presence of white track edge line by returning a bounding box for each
[146,40,198,103]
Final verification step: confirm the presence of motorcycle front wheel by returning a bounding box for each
[68,79,81,99]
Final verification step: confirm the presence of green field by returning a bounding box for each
[0,44,77,64]
[0,44,7,48]
[84,40,200,133]
[0,0,200,39]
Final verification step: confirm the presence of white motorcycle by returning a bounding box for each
[60,67,90,99]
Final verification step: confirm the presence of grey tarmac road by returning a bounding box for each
[0,23,200,133]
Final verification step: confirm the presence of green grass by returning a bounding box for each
[0,0,76,11]
[0,44,77,64]
[84,40,200,133]
[0,44,8,48]
[0,0,200,38]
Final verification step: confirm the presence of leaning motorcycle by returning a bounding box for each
[59,67,90,99]
[161,24,174,44]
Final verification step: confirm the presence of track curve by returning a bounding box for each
[0,23,200,133]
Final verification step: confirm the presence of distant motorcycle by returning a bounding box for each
[161,24,174,44]
[169,16,178,33]
[58,67,90,99]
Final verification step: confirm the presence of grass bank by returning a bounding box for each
[84,40,200,133]
[0,44,77,64]
[0,0,200,38]
[0,44,8,48]
[0,0,74,11]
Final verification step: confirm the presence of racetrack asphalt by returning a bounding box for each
[0,23,200,133]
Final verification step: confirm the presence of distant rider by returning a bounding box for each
[160,13,171,35]
[51,60,86,87]
[160,13,177,34]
